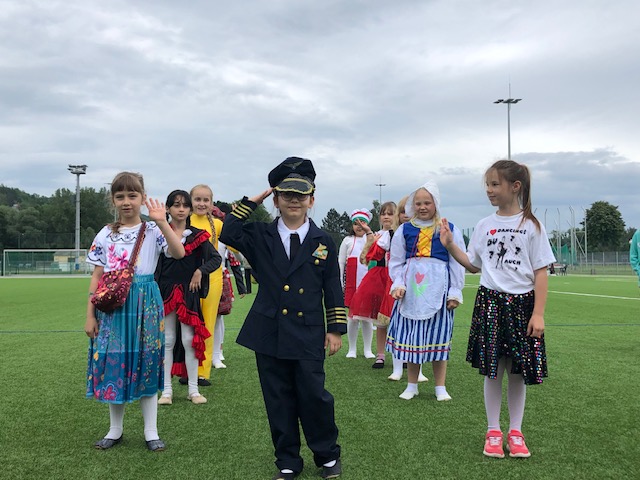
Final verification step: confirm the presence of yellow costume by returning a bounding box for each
[190,213,224,380]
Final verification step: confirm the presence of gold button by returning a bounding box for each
[314,259,319,265]
[298,288,304,294]
[283,285,290,291]
[297,312,303,317]
[282,309,288,315]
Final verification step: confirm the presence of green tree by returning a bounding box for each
[368,200,380,232]
[321,208,351,247]
[584,201,625,251]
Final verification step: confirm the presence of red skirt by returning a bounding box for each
[349,266,389,323]
[376,275,395,327]
[344,257,358,307]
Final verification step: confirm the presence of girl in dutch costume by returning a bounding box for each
[386,181,465,401]
[155,190,222,406]
[85,172,185,452]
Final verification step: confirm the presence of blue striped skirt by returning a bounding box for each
[86,274,165,404]
[385,299,453,363]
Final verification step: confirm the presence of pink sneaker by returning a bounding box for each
[483,430,505,458]
[507,430,531,458]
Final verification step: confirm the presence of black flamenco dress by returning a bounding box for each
[155,227,222,377]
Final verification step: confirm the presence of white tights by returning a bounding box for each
[483,357,526,432]
[106,396,159,441]
[163,312,199,396]
[213,315,225,363]
[347,319,373,356]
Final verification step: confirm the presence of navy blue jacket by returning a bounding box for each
[219,198,347,360]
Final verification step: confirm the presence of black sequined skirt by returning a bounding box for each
[467,285,547,385]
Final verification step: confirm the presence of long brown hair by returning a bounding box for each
[486,160,541,231]
[110,172,145,233]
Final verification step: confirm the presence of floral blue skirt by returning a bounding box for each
[86,274,165,404]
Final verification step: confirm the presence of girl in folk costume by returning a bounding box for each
[379,196,429,383]
[85,172,185,451]
[156,190,222,406]
[338,209,375,358]
[348,201,396,369]
[186,184,224,386]
[440,160,555,459]
[386,181,465,401]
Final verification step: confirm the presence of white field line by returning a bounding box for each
[463,284,640,301]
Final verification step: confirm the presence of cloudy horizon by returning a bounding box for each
[2,0,639,233]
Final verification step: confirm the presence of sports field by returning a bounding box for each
[0,274,638,479]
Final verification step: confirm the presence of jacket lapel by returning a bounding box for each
[266,220,290,278]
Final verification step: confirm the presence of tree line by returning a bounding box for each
[0,185,635,253]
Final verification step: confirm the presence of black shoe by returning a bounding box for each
[372,358,385,369]
[178,377,188,385]
[403,362,408,369]
[94,436,123,450]
[271,471,298,480]
[146,439,166,451]
[322,459,341,479]
[197,377,211,387]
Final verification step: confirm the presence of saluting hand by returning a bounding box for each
[249,188,273,205]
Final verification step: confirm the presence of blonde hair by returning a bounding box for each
[110,171,145,233]
[190,184,218,244]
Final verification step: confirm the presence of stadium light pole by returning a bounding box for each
[375,178,386,213]
[493,96,522,159]
[68,165,87,271]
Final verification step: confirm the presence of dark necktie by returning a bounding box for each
[290,233,300,260]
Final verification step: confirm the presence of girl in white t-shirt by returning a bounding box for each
[441,160,555,460]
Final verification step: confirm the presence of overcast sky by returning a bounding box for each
[1,0,639,234]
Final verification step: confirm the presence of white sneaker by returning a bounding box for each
[436,392,452,401]
[157,394,172,405]
[388,372,402,381]
[364,351,375,359]
[418,373,429,383]
[213,361,227,369]
[346,351,357,358]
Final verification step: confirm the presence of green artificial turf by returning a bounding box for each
[0,275,638,479]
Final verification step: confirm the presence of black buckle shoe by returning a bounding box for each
[146,439,166,451]
[94,436,123,450]
[322,459,341,479]
[271,471,298,480]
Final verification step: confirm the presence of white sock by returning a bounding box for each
[346,319,359,355]
[361,321,374,357]
[140,395,159,441]
[391,356,404,377]
[484,358,506,431]
[406,382,418,393]
[507,365,526,432]
[106,403,125,439]
[435,386,448,396]
[162,313,177,396]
